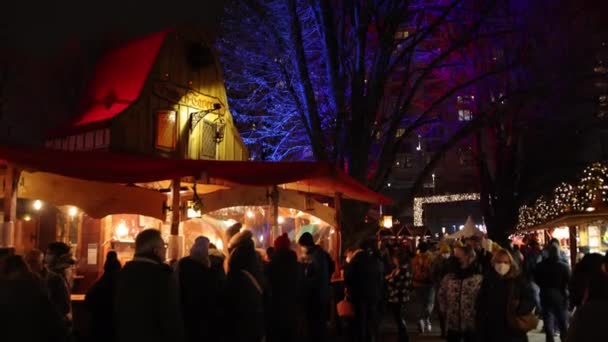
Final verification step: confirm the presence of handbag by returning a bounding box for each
[337,289,355,318]
[506,282,539,333]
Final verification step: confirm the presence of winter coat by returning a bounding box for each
[477,271,535,342]
[43,267,72,322]
[209,248,227,282]
[0,276,68,342]
[431,256,456,287]
[302,245,331,304]
[386,263,413,304]
[223,242,266,342]
[566,299,608,342]
[85,269,120,342]
[175,256,224,342]
[534,258,570,309]
[266,249,302,342]
[412,252,434,287]
[474,248,494,274]
[344,250,383,305]
[437,267,483,333]
[114,256,185,342]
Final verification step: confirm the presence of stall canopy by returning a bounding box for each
[446,216,485,239]
[0,145,392,205]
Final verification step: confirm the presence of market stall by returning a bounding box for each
[515,162,608,266]
[0,144,391,287]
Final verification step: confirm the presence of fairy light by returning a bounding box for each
[516,162,608,230]
[413,193,480,226]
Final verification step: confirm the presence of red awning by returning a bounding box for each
[0,145,392,205]
[47,30,170,138]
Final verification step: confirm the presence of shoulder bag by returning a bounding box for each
[506,281,539,333]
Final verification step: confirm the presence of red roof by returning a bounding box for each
[0,145,392,205]
[48,30,170,138]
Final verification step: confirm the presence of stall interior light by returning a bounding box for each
[215,239,224,250]
[187,208,202,218]
[246,210,255,219]
[68,207,78,217]
[277,216,285,224]
[23,215,32,222]
[115,222,129,238]
[382,216,393,229]
[33,200,43,211]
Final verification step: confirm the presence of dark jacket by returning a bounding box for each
[176,256,224,342]
[43,268,72,322]
[114,256,185,342]
[209,248,227,283]
[474,248,493,274]
[534,257,570,308]
[566,299,608,342]
[266,249,302,342]
[223,245,266,342]
[477,271,535,342]
[85,269,121,342]
[0,276,68,342]
[344,250,383,304]
[302,245,331,304]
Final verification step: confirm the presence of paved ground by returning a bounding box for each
[376,320,557,342]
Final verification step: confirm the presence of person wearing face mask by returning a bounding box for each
[477,249,536,342]
[437,245,483,342]
[114,229,185,342]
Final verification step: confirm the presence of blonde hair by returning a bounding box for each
[491,248,520,278]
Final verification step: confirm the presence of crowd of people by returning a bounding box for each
[0,227,337,342]
[1,228,607,342]
[341,235,608,342]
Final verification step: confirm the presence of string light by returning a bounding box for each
[516,162,608,230]
[413,193,480,226]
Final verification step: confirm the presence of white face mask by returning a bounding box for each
[494,262,510,276]
[442,253,451,259]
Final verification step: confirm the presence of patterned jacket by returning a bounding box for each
[386,264,413,304]
[437,270,483,332]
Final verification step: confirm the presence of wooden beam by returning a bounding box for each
[168,178,181,261]
[270,186,279,244]
[2,165,19,247]
[333,192,342,279]
[568,225,577,267]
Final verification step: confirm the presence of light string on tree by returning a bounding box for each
[516,162,608,230]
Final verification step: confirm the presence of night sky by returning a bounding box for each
[1,1,225,55]
[0,1,227,143]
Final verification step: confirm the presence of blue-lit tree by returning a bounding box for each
[219,0,521,242]
[221,0,515,175]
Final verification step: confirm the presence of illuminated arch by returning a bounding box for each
[413,193,480,226]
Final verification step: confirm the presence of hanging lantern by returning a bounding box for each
[382,216,393,229]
